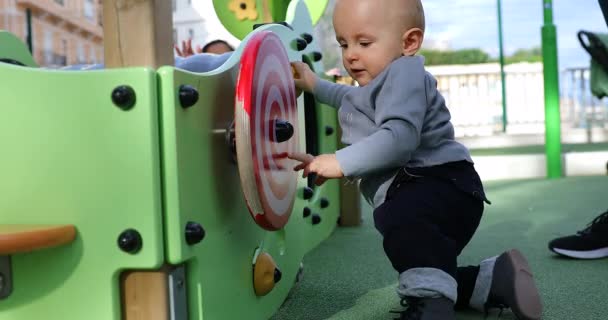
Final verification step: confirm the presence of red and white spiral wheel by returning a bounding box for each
[235,31,299,231]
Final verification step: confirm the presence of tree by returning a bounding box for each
[419,47,543,66]
[503,47,542,64]
[419,48,491,65]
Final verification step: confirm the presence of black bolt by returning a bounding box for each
[179,85,199,109]
[325,126,335,136]
[303,187,314,200]
[312,214,322,225]
[320,198,329,209]
[303,207,311,218]
[185,221,205,245]
[293,38,307,51]
[273,268,282,283]
[273,119,294,142]
[117,229,142,254]
[312,51,323,62]
[112,85,136,110]
[301,33,313,44]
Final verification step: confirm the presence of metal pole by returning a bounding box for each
[542,0,562,178]
[497,0,507,132]
[25,8,33,53]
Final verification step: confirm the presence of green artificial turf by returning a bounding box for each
[272,176,608,320]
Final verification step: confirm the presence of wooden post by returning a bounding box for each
[102,2,173,319]
[102,0,174,68]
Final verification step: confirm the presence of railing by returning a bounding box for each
[426,63,608,137]
[561,67,608,132]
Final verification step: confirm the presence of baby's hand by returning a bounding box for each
[291,62,318,93]
[288,152,344,186]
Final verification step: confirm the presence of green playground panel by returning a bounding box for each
[0,64,164,319]
[213,0,329,40]
[156,21,339,320]
[0,31,38,67]
[0,2,341,319]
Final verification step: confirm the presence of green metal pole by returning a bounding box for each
[542,0,562,178]
[497,0,507,132]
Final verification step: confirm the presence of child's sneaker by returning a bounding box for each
[484,249,543,320]
[390,297,455,320]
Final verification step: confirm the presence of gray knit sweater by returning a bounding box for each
[313,56,473,208]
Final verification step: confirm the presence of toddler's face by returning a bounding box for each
[333,0,405,86]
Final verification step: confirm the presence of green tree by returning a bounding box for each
[419,48,491,65]
[504,47,542,64]
[420,47,542,66]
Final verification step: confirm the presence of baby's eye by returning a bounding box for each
[360,42,371,47]
[339,43,348,49]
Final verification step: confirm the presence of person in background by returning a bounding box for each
[202,39,235,54]
[549,209,608,259]
[174,39,234,57]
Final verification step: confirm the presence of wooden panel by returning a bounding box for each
[0,225,76,254]
[102,0,173,68]
[121,270,169,320]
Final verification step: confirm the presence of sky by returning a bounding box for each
[198,0,608,69]
[422,0,607,69]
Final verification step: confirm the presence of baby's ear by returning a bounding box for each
[401,28,424,56]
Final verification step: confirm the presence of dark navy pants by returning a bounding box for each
[373,161,488,308]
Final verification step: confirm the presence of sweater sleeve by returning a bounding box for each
[313,79,357,108]
[335,57,427,177]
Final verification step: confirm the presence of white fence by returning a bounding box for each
[427,62,608,137]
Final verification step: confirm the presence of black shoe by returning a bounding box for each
[485,249,543,320]
[390,297,455,320]
[548,209,608,259]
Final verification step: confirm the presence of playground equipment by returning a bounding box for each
[0,1,346,319]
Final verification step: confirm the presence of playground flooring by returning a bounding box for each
[272,175,608,320]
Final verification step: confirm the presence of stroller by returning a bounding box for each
[577,0,608,98]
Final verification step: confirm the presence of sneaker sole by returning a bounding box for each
[493,249,543,320]
[551,247,608,259]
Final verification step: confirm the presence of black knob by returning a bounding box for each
[273,119,294,142]
[320,198,329,209]
[117,229,142,254]
[301,33,313,44]
[303,207,311,218]
[312,214,322,225]
[112,85,136,110]
[185,221,205,245]
[303,187,314,200]
[325,126,335,136]
[273,268,282,283]
[293,38,307,51]
[179,85,199,109]
[312,51,323,62]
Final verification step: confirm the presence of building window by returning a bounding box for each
[54,0,65,6]
[172,0,176,12]
[90,48,97,64]
[188,29,194,40]
[77,42,85,64]
[84,0,95,21]
[43,31,53,65]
